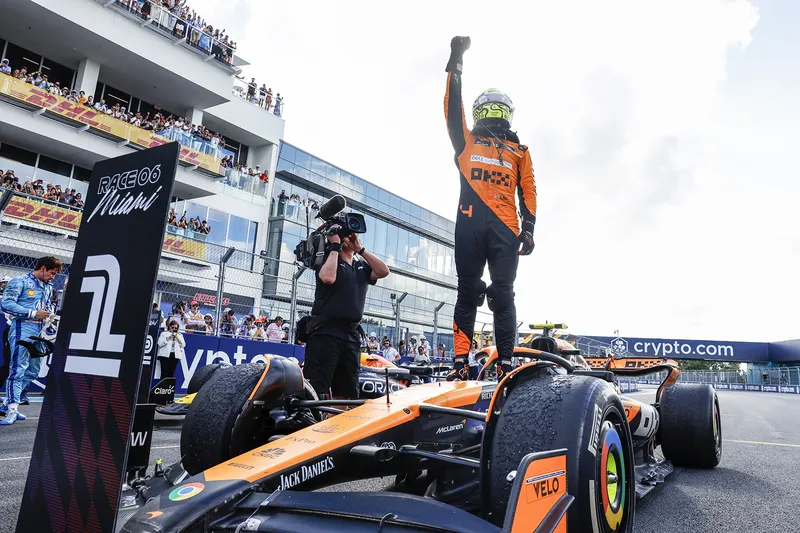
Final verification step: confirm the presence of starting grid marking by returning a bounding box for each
[0,444,180,463]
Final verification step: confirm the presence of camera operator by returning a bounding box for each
[303,229,389,401]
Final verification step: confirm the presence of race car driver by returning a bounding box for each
[0,256,62,425]
[444,36,537,381]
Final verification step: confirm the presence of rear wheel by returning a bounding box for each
[659,384,722,468]
[489,373,635,532]
[181,363,264,475]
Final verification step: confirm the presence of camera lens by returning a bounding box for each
[348,218,363,232]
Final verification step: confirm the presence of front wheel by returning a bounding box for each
[659,384,722,468]
[489,374,635,532]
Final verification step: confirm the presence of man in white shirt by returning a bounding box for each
[184,301,205,333]
[419,335,431,356]
[381,339,400,362]
[266,316,285,342]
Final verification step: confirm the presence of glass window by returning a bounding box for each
[410,203,421,220]
[226,214,250,250]
[295,150,312,170]
[397,228,409,264]
[418,237,429,271]
[351,177,365,195]
[400,199,411,214]
[0,156,36,185]
[102,84,132,109]
[183,201,208,229]
[34,167,71,191]
[205,207,229,245]
[390,193,401,210]
[37,155,71,177]
[385,224,399,265]
[279,144,297,163]
[4,42,42,74]
[0,142,37,167]
[71,166,91,197]
[41,57,74,90]
[407,233,419,265]
[247,221,258,254]
[372,218,387,258]
[276,158,293,173]
[378,188,391,206]
[311,156,328,179]
[366,182,379,200]
[361,215,375,251]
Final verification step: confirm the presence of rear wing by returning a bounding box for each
[502,449,572,533]
[584,357,681,403]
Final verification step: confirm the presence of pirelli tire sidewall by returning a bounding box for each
[488,374,635,533]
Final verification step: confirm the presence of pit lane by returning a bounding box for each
[1,388,799,533]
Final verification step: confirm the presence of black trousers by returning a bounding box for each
[453,217,519,361]
[303,334,360,399]
[159,353,178,379]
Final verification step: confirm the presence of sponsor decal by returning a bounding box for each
[480,390,494,401]
[153,385,175,395]
[762,385,778,393]
[469,154,513,169]
[146,511,163,520]
[474,138,491,146]
[435,419,466,436]
[228,462,254,470]
[252,447,286,459]
[312,423,343,434]
[286,436,315,444]
[341,412,372,421]
[714,384,730,390]
[169,482,205,501]
[380,442,397,450]
[192,292,231,308]
[361,379,404,394]
[779,386,798,394]
[525,469,565,500]
[0,75,221,173]
[730,384,745,391]
[610,337,629,356]
[278,456,335,490]
[587,404,602,457]
[130,431,149,447]
[746,385,762,392]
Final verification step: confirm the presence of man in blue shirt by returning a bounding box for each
[0,256,62,425]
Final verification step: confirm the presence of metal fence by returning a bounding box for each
[0,187,495,354]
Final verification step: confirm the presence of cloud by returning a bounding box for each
[191,0,769,340]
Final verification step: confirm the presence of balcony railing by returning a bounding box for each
[96,0,241,73]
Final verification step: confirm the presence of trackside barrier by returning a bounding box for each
[19,333,307,394]
[636,379,800,394]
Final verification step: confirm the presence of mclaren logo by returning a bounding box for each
[436,419,466,435]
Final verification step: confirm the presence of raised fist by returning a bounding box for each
[450,36,471,54]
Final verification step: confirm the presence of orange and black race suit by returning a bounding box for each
[445,71,537,364]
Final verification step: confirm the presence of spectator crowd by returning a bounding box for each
[168,208,211,235]
[154,301,290,343]
[237,76,284,117]
[1,172,84,208]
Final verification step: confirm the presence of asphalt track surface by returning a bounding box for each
[1,387,800,533]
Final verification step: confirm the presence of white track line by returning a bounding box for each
[0,445,179,463]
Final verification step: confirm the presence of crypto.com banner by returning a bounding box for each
[585,335,770,362]
[17,143,179,533]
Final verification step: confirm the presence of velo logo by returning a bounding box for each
[65,254,126,378]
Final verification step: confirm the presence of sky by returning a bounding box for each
[190,0,800,342]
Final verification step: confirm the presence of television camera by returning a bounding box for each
[293,194,366,269]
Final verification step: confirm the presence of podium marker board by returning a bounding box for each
[17,142,180,533]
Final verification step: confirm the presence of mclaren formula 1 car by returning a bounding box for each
[118,343,722,533]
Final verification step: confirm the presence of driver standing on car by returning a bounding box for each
[303,226,390,401]
[444,36,537,381]
[0,256,62,425]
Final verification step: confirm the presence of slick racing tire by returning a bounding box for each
[489,374,635,533]
[181,363,264,475]
[658,384,722,468]
[187,362,230,395]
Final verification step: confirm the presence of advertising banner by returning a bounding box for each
[0,75,221,173]
[585,335,769,362]
[17,143,180,533]
[3,195,209,262]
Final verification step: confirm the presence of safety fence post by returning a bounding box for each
[432,301,445,351]
[392,292,408,348]
[515,321,523,347]
[214,247,236,336]
[288,265,306,344]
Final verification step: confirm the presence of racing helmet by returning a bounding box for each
[40,314,60,342]
[472,88,515,129]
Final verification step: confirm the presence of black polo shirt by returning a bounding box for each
[311,255,376,342]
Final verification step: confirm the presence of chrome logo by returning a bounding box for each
[600,424,626,530]
[169,482,205,501]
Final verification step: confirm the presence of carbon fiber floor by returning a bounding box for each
[1,388,799,532]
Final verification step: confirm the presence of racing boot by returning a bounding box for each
[0,405,26,425]
[0,403,7,416]
[20,389,30,405]
[446,356,470,381]
[496,359,513,381]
